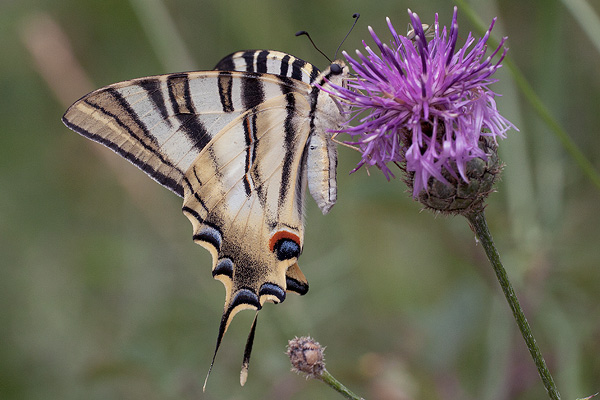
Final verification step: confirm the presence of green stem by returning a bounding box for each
[465,209,560,400]
[319,369,364,400]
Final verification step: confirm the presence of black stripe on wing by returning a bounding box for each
[167,73,213,151]
[255,50,269,73]
[291,57,307,82]
[242,113,258,196]
[242,51,255,72]
[241,74,265,110]
[217,71,235,113]
[278,92,298,210]
[138,78,172,127]
[279,54,291,77]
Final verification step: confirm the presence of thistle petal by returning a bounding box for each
[327,7,517,198]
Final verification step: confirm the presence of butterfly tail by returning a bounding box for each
[239,312,259,386]
[204,291,262,391]
[203,308,231,391]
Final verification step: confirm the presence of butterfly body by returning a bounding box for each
[62,49,348,380]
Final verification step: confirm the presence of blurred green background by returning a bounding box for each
[2,0,599,399]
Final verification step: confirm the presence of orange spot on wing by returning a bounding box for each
[269,230,301,253]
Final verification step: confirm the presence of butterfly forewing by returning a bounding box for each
[63,70,309,196]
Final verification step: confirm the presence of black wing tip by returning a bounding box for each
[61,110,88,138]
[61,106,76,129]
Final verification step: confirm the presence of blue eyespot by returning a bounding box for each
[274,239,301,261]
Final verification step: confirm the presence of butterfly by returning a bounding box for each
[62,49,349,385]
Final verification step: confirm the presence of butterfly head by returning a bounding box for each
[309,60,350,136]
[315,60,350,105]
[328,61,344,76]
[320,60,349,85]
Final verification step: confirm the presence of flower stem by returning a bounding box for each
[465,209,561,400]
[319,369,364,400]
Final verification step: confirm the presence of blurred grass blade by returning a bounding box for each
[128,0,196,71]
[455,0,600,190]
[560,0,600,54]
[20,12,185,242]
[19,13,95,107]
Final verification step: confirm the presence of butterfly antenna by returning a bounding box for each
[239,312,259,386]
[295,30,332,63]
[334,13,360,60]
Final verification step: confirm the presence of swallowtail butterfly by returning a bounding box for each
[62,49,349,385]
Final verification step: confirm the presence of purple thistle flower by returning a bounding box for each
[329,7,516,197]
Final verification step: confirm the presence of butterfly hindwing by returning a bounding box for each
[182,92,312,326]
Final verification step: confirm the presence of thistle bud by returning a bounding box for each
[287,336,325,379]
[412,136,502,215]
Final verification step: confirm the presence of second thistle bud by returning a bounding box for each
[410,136,502,215]
[287,336,325,379]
